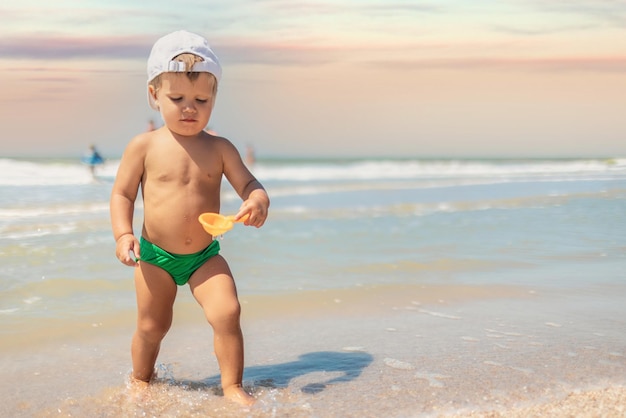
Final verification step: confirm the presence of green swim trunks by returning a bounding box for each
[139,237,221,286]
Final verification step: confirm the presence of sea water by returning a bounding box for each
[2,157,623,298]
[0,158,626,416]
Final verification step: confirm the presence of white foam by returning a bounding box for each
[384,358,414,370]
[23,296,42,305]
[342,346,366,352]
[418,309,462,320]
[485,361,533,375]
[461,336,480,342]
[414,371,450,388]
[0,308,19,314]
[510,366,534,375]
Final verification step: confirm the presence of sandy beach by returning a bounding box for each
[3,282,625,417]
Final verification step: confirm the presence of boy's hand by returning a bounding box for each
[235,190,269,228]
[116,233,140,266]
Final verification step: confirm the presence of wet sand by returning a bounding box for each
[2,283,625,417]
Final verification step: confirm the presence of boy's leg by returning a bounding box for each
[188,255,255,404]
[132,262,177,383]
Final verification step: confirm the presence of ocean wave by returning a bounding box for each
[0,158,118,186]
[0,157,624,186]
[268,188,626,219]
[253,158,626,182]
[0,202,111,219]
[0,222,78,240]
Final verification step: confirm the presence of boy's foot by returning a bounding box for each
[129,374,150,390]
[223,384,256,406]
[128,368,156,388]
[127,373,151,402]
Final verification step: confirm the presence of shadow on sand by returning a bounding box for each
[169,351,374,395]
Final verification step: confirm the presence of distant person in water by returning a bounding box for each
[245,145,256,166]
[83,144,104,178]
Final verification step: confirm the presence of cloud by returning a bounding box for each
[531,0,626,28]
[368,55,626,73]
[5,32,625,75]
[234,0,436,18]
[359,2,443,14]
[213,39,356,66]
[490,23,596,36]
[0,35,153,60]
[255,0,441,15]
[0,34,342,66]
[22,76,77,83]
[0,32,397,67]
[490,1,626,35]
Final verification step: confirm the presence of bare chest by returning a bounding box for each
[145,145,220,187]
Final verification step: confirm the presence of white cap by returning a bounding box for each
[146,30,222,110]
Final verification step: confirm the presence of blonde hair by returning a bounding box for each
[149,53,218,93]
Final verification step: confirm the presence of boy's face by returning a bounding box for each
[150,73,216,137]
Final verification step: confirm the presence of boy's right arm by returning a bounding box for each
[110,137,146,266]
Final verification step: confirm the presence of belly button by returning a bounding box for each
[185,238,192,245]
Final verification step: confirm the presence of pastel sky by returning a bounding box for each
[1,0,625,158]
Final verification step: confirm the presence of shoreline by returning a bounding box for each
[0,282,531,353]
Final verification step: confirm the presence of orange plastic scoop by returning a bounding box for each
[198,213,249,236]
